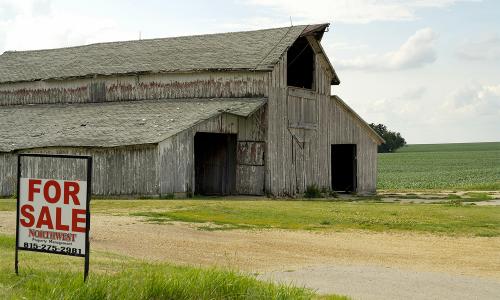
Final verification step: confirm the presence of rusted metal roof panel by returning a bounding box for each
[0,97,267,152]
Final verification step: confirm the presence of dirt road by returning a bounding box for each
[261,265,500,300]
[1,211,499,299]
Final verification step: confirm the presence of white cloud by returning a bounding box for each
[398,86,427,101]
[369,86,427,115]
[444,84,500,116]
[0,0,135,53]
[244,0,480,24]
[219,16,291,31]
[336,28,438,71]
[346,82,500,143]
[329,41,368,51]
[457,34,500,61]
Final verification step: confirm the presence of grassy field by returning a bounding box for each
[0,234,345,300]
[128,200,499,237]
[2,198,498,237]
[378,142,500,190]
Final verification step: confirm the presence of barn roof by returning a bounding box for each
[332,96,385,145]
[0,98,266,152]
[0,24,338,84]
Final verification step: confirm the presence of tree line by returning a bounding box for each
[369,123,406,153]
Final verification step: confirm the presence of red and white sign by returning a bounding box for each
[17,178,88,256]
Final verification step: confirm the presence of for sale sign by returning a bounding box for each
[18,178,88,256]
[15,154,92,281]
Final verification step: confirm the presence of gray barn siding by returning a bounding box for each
[0,153,17,196]
[0,146,158,197]
[266,40,378,196]
[19,155,88,181]
[158,114,238,196]
[158,130,193,196]
[266,54,288,196]
[0,29,379,198]
[0,71,268,106]
[158,107,266,196]
[328,100,379,193]
[0,60,378,198]
[237,106,267,195]
[266,49,332,196]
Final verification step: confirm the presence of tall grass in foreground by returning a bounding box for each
[0,235,343,300]
[2,267,314,300]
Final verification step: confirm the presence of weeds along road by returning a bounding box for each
[1,211,499,299]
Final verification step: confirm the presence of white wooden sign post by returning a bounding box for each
[15,154,92,281]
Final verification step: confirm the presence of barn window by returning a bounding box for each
[287,37,315,89]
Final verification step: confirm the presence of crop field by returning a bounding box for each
[377,142,500,190]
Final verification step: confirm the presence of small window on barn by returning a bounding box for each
[287,37,315,89]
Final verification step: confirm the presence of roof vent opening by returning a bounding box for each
[287,37,315,90]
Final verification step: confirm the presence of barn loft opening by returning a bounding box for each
[287,37,315,89]
[194,132,237,195]
[331,144,357,192]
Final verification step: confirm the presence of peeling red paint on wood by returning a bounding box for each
[0,86,88,105]
[0,73,268,106]
[238,141,265,166]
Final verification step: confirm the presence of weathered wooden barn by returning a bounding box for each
[0,23,383,197]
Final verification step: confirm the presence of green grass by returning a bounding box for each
[0,235,345,300]
[0,198,14,211]
[113,199,500,237]
[464,192,494,201]
[378,142,500,190]
[2,198,499,237]
[396,142,500,153]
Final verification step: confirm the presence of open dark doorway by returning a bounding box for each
[287,37,315,89]
[331,144,357,192]
[195,132,237,195]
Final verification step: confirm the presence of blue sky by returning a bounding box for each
[1,0,499,143]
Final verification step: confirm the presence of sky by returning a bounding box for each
[0,0,499,144]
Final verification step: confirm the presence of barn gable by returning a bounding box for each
[332,96,384,145]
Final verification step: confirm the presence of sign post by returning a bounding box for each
[15,154,92,282]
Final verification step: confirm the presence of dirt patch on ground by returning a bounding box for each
[378,190,500,205]
[1,211,499,280]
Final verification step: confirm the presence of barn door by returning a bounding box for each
[331,144,357,192]
[194,133,237,195]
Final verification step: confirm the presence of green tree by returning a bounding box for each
[369,123,406,153]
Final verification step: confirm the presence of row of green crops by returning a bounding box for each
[378,142,500,190]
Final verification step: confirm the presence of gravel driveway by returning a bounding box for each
[261,264,500,300]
